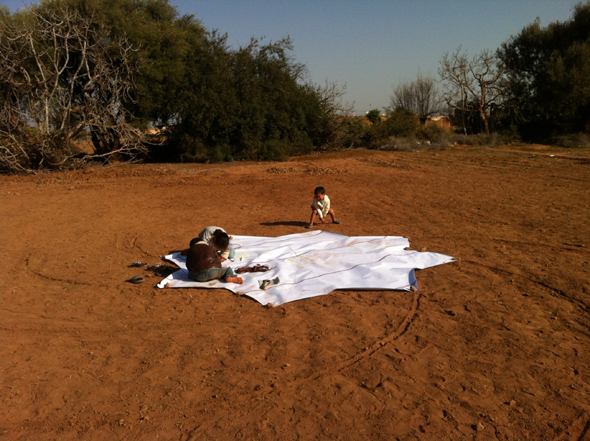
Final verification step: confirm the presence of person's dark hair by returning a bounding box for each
[189,237,200,248]
[314,186,325,195]
[213,230,230,250]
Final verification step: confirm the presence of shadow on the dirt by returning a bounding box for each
[260,221,309,227]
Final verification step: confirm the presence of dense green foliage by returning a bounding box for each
[34,0,207,128]
[499,2,590,139]
[81,0,337,161]
[365,109,381,124]
[4,0,590,174]
[1,0,340,170]
[160,36,324,162]
[378,110,419,138]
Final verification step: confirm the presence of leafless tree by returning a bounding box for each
[390,72,442,122]
[0,5,146,174]
[308,80,358,150]
[313,80,354,117]
[439,47,505,135]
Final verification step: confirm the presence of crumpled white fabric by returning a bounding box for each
[158,231,454,307]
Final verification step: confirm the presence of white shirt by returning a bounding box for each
[311,195,330,219]
[198,226,231,259]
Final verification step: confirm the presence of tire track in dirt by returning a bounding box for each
[24,254,112,288]
[4,149,589,440]
[551,414,590,441]
[283,291,420,390]
[131,234,157,258]
[575,417,590,441]
[463,259,590,315]
[178,292,421,437]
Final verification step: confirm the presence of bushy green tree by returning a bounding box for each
[165,36,325,162]
[95,0,206,127]
[366,109,381,124]
[36,0,205,128]
[81,0,337,161]
[2,0,348,171]
[378,109,419,138]
[499,2,590,137]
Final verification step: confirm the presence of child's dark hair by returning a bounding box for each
[213,230,230,250]
[189,237,200,248]
[314,186,326,195]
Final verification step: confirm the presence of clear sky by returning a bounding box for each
[2,0,583,114]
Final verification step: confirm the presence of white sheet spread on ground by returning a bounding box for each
[157,231,454,306]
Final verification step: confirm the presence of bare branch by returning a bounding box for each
[391,71,443,120]
[0,4,145,174]
[439,47,506,135]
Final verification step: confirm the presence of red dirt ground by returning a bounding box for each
[1,145,590,440]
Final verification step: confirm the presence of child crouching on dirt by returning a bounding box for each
[186,243,243,284]
[190,226,236,261]
[306,186,341,229]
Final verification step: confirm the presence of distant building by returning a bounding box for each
[425,116,450,128]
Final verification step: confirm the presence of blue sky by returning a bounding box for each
[3,0,583,114]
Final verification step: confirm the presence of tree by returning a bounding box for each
[294,80,357,151]
[1,0,356,170]
[439,47,506,135]
[378,109,419,139]
[85,0,207,128]
[164,35,351,161]
[390,72,442,122]
[0,3,145,173]
[366,109,381,124]
[499,2,590,136]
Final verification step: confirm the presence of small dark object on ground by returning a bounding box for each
[126,275,144,284]
[147,263,163,271]
[155,266,179,277]
[128,261,147,267]
[235,264,272,274]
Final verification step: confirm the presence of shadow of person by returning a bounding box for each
[260,221,309,227]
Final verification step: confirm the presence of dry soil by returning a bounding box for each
[1,145,590,440]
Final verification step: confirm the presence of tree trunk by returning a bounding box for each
[479,108,490,135]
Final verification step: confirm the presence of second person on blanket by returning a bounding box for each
[190,226,236,261]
